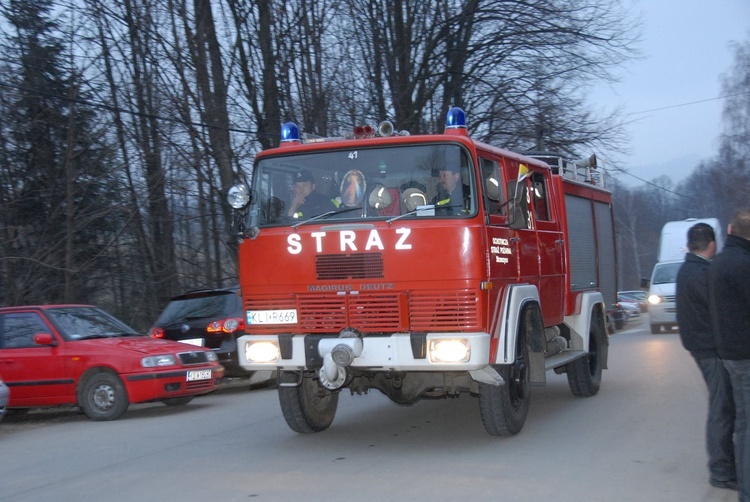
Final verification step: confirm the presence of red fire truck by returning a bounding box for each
[227,108,617,436]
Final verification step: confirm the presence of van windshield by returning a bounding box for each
[249,144,475,227]
[652,262,682,284]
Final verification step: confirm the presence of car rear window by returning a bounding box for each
[155,292,241,325]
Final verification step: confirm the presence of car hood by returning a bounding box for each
[74,337,203,355]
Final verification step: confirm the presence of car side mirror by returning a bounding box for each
[34,333,56,346]
[640,277,650,289]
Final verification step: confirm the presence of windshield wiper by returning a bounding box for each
[292,206,363,229]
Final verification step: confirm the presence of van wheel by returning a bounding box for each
[650,323,660,334]
[278,371,338,433]
[79,371,129,421]
[478,309,533,436]
[566,311,604,397]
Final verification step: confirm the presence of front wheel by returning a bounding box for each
[478,310,532,436]
[650,323,661,334]
[566,311,605,397]
[278,371,338,433]
[79,371,129,421]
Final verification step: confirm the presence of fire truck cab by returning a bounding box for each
[228,108,616,436]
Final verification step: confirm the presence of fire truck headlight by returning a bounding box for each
[227,184,250,209]
[428,338,470,363]
[648,294,662,305]
[245,340,280,364]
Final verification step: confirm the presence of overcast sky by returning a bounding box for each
[592,0,749,187]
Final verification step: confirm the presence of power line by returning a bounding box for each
[625,91,750,116]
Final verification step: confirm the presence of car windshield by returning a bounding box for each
[46,307,141,340]
[155,292,240,326]
[652,263,682,284]
[249,143,475,228]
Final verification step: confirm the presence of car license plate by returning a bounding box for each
[247,309,297,325]
[179,338,204,346]
[186,369,212,381]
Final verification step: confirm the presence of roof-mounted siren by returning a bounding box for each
[377,120,394,137]
[280,122,301,147]
[445,107,468,136]
[572,154,602,185]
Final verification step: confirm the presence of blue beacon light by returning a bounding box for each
[281,122,300,142]
[445,107,466,129]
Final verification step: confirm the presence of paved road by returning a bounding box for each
[0,315,736,502]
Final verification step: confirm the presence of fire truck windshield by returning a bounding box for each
[249,144,476,227]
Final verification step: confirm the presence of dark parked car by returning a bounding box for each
[0,305,224,421]
[149,287,252,378]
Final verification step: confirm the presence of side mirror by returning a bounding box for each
[507,180,529,230]
[640,277,650,289]
[34,333,56,346]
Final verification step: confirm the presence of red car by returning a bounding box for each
[0,305,224,420]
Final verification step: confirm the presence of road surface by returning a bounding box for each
[0,316,736,501]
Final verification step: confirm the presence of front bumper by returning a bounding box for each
[237,332,491,372]
[648,303,676,324]
[123,365,225,403]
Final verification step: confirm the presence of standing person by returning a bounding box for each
[710,207,750,501]
[676,223,736,491]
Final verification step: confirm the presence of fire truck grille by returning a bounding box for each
[244,290,479,334]
[316,253,384,280]
[409,290,480,330]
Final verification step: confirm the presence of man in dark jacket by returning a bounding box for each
[676,222,736,490]
[710,207,750,500]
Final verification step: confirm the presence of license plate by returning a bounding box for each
[247,309,297,325]
[179,338,204,347]
[187,369,212,381]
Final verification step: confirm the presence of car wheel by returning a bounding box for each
[79,371,129,421]
[566,311,604,397]
[650,323,661,334]
[278,370,338,433]
[162,396,194,406]
[615,317,624,330]
[478,306,534,436]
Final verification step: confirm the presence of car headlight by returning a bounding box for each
[205,351,218,362]
[141,354,177,367]
[648,294,662,305]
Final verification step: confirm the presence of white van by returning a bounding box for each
[647,218,723,334]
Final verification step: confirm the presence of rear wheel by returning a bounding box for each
[479,309,533,436]
[79,371,129,421]
[567,311,605,397]
[278,371,338,433]
[650,323,661,334]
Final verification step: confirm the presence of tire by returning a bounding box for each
[650,323,660,334]
[566,312,604,397]
[478,309,532,436]
[278,371,338,433]
[614,318,624,330]
[79,371,129,421]
[162,396,194,406]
